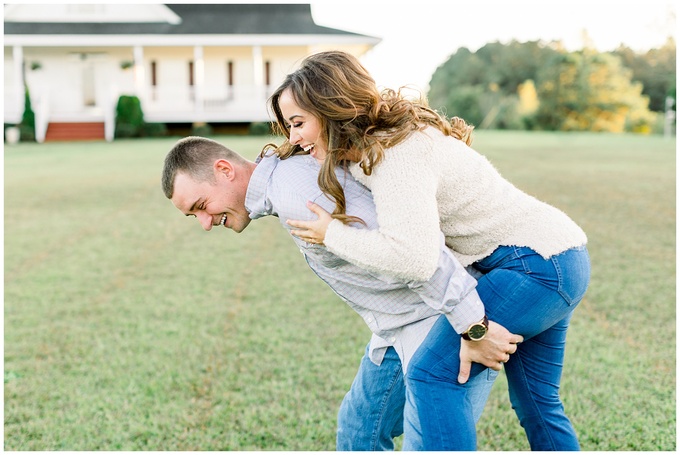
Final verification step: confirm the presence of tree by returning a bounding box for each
[427,41,559,129]
[535,51,656,132]
[517,80,539,129]
[475,40,559,93]
[613,38,676,112]
[428,40,664,132]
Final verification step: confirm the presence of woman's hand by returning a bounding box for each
[287,201,333,245]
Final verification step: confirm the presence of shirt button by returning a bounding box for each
[390,337,396,343]
[367,317,373,323]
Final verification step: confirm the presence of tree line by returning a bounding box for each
[427,38,676,133]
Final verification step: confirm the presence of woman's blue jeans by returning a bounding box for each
[336,344,498,450]
[404,245,591,451]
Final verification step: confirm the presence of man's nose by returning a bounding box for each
[196,212,213,231]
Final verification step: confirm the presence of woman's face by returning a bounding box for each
[278,88,328,162]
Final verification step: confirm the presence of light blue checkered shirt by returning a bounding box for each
[245,153,484,371]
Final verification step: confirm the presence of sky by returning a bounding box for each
[307,0,677,92]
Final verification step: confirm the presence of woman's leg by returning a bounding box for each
[474,245,590,450]
[403,246,589,450]
[504,315,580,450]
[404,315,491,450]
[403,361,498,451]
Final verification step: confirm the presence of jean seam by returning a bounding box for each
[552,253,571,305]
[370,357,403,450]
[511,350,558,451]
[512,245,533,274]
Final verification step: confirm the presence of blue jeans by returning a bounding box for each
[336,343,497,450]
[405,245,591,451]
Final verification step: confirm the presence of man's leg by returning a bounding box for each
[469,367,499,423]
[336,344,404,451]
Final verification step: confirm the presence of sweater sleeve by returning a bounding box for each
[323,133,443,282]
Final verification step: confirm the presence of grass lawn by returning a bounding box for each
[4,131,676,450]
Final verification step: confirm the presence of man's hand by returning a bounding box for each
[458,320,523,384]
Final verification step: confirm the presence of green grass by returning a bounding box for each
[4,132,676,450]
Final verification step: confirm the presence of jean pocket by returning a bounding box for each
[474,245,518,272]
[554,246,591,306]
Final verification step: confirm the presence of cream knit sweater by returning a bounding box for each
[324,126,588,282]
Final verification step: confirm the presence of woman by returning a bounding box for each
[269,51,590,450]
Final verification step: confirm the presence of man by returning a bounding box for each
[161,137,520,450]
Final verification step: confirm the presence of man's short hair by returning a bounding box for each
[161,136,244,199]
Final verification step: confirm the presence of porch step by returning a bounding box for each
[44,122,105,141]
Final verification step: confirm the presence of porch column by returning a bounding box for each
[13,45,24,116]
[133,46,145,97]
[193,45,205,116]
[252,45,264,100]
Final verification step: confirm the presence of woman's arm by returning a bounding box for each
[288,134,443,282]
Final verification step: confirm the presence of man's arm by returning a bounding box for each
[406,238,522,381]
[459,321,522,383]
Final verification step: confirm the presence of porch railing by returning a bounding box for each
[4,83,274,140]
[33,87,50,143]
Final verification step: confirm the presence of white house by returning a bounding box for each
[3,4,380,142]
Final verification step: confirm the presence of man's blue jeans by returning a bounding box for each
[405,245,591,450]
[336,343,497,450]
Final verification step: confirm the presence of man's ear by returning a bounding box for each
[214,159,235,180]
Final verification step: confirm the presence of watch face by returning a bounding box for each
[468,324,487,340]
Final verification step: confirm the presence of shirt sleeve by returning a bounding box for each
[407,237,486,333]
[324,133,443,282]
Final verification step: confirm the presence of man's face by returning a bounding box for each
[170,163,252,233]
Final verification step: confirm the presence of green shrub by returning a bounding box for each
[114,123,138,139]
[141,122,168,138]
[248,122,272,135]
[115,95,144,138]
[191,123,213,137]
[18,124,36,142]
[19,86,36,142]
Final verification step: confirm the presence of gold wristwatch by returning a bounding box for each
[461,315,489,341]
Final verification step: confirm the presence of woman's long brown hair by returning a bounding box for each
[267,51,473,224]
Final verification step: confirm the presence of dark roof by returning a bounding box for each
[4,4,369,37]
